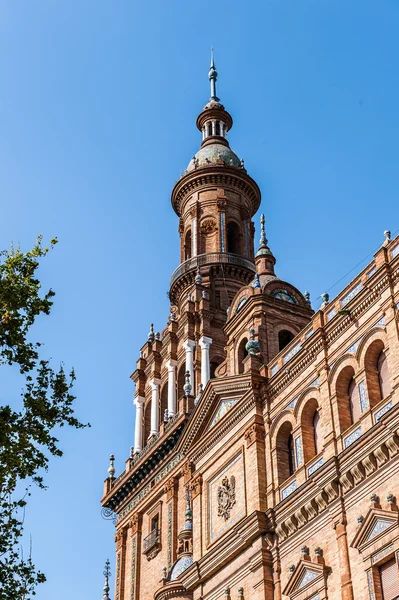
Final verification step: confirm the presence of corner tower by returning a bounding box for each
[169,52,261,332]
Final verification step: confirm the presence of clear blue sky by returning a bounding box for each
[1,1,398,598]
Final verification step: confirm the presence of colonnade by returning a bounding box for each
[133,337,212,453]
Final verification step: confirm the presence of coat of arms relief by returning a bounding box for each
[217,475,236,521]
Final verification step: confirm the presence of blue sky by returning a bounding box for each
[0,1,398,598]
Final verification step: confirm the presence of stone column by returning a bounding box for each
[183,340,196,394]
[133,396,145,453]
[166,359,177,417]
[335,518,354,600]
[191,217,197,257]
[199,336,212,387]
[212,120,216,135]
[150,378,161,437]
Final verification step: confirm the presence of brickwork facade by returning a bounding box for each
[101,63,399,600]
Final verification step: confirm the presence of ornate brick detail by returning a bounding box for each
[244,422,265,447]
[115,528,126,550]
[189,472,203,499]
[164,476,177,501]
[128,513,141,535]
[217,476,236,520]
[200,218,217,234]
[182,460,195,484]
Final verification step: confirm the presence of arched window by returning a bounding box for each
[237,338,248,374]
[276,422,294,484]
[313,410,323,455]
[278,329,295,352]
[215,121,220,136]
[177,364,186,400]
[227,222,240,254]
[160,384,168,423]
[335,365,357,433]
[348,378,361,424]
[184,230,192,260]
[301,398,323,463]
[210,360,222,379]
[377,350,391,400]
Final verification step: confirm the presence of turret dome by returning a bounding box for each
[186,143,241,173]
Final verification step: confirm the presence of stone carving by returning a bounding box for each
[200,218,217,234]
[217,475,236,521]
[189,473,203,499]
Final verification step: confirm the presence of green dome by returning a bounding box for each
[186,143,241,173]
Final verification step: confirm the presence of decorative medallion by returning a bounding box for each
[200,218,217,234]
[217,475,236,521]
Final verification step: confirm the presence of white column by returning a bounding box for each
[183,339,196,394]
[202,127,205,141]
[192,218,197,257]
[166,359,177,417]
[150,378,161,437]
[212,120,216,135]
[199,336,212,387]
[133,396,145,453]
[220,122,224,137]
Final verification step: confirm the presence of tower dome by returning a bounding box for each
[186,143,241,173]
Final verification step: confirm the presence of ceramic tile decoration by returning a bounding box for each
[327,307,336,321]
[298,569,318,588]
[391,243,399,258]
[376,316,386,326]
[271,363,279,376]
[287,394,299,410]
[358,380,369,413]
[344,426,362,448]
[374,401,393,422]
[367,519,393,540]
[130,537,137,600]
[308,457,324,476]
[342,281,363,307]
[310,377,320,387]
[305,329,314,339]
[210,399,238,428]
[347,339,361,354]
[371,543,394,565]
[367,569,376,600]
[295,436,303,467]
[220,212,226,252]
[270,289,297,304]
[367,266,377,278]
[282,480,297,500]
[170,556,194,580]
[283,342,302,364]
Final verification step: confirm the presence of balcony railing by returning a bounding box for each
[143,528,160,554]
[170,253,255,287]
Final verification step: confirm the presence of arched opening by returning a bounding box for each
[227,222,240,255]
[335,365,357,433]
[301,398,323,463]
[275,422,295,485]
[184,230,192,260]
[160,384,168,423]
[364,339,391,408]
[278,329,295,352]
[210,359,222,380]
[215,121,220,136]
[143,401,151,443]
[177,364,186,400]
[378,350,391,400]
[237,338,248,374]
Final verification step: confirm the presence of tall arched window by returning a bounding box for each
[177,364,186,400]
[278,329,295,352]
[377,350,391,400]
[313,410,323,455]
[237,338,248,374]
[348,378,361,424]
[276,422,294,484]
[144,402,151,443]
[227,222,240,254]
[160,385,168,423]
[184,230,192,260]
[215,121,220,136]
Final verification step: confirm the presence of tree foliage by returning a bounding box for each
[0,236,88,599]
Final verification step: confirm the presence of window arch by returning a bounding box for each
[184,230,192,260]
[160,384,168,423]
[237,338,248,374]
[335,364,357,433]
[227,222,240,255]
[275,422,295,485]
[278,329,295,352]
[377,350,391,400]
[301,398,323,463]
[177,364,186,400]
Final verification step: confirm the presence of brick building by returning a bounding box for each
[101,55,399,600]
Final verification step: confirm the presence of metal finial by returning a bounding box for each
[259,214,268,247]
[148,323,155,343]
[208,47,219,102]
[102,559,111,600]
[108,454,115,478]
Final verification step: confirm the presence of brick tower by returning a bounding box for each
[101,55,399,600]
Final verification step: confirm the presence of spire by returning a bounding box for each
[254,213,276,279]
[101,559,111,600]
[208,47,219,102]
[259,214,268,249]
